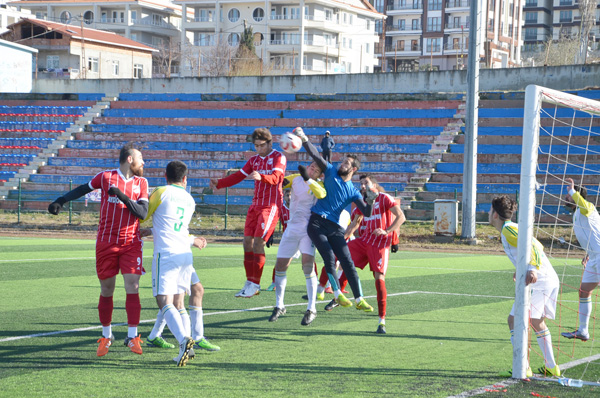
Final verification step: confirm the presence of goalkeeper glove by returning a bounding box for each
[391,244,398,253]
[48,197,66,215]
[292,127,308,143]
[298,165,310,181]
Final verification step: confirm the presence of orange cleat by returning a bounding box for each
[124,335,144,355]
[97,335,113,357]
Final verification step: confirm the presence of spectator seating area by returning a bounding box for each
[3,93,461,214]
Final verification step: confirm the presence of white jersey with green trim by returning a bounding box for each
[501,221,558,289]
[147,185,196,254]
[571,190,600,254]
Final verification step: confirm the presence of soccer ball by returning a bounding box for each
[279,132,302,154]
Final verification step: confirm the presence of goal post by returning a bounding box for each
[515,84,600,379]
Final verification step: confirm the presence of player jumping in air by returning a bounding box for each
[48,143,148,357]
[489,195,561,378]
[292,127,375,312]
[210,128,286,298]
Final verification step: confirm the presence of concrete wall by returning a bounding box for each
[33,64,600,95]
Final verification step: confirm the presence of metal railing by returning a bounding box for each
[386,2,423,11]
[445,0,470,7]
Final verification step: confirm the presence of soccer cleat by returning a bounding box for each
[146,336,175,349]
[235,281,251,297]
[266,282,276,292]
[239,282,260,298]
[376,324,387,334]
[96,334,114,357]
[335,294,353,308]
[194,337,220,352]
[301,310,317,326]
[537,365,561,377]
[324,299,339,311]
[174,337,194,367]
[356,298,374,312]
[316,291,325,301]
[499,367,533,378]
[561,329,589,341]
[124,335,144,355]
[269,307,286,322]
[324,286,334,294]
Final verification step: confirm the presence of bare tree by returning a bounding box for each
[200,35,233,77]
[154,37,181,78]
[577,0,597,64]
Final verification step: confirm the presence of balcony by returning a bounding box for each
[443,42,468,52]
[387,24,422,33]
[132,18,180,30]
[387,2,423,11]
[445,0,470,9]
[445,21,469,30]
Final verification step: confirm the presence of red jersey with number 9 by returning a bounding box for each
[89,169,149,245]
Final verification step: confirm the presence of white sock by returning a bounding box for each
[305,271,318,312]
[179,308,191,337]
[536,328,557,369]
[148,309,166,340]
[189,306,204,341]
[275,271,287,308]
[579,297,592,334]
[162,304,186,344]
[379,318,385,325]
[102,325,112,339]
[127,326,138,339]
[333,289,340,299]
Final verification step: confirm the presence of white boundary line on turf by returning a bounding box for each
[0,290,514,343]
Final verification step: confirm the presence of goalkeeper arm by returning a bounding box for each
[293,127,328,171]
[48,184,93,215]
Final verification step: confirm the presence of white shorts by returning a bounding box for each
[510,284,559,320]
[582,252,600,284]
[277,225,315,259]
[152,251,194,297]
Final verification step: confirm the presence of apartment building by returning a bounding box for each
[376,0,523,71]
[174,0,383,75]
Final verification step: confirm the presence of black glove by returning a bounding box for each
[391,244,398,253]
[298,165,310,181]
[108,186,129,203]
[48,197,66,215]
[266,234,274,248]
[364,188,378,205]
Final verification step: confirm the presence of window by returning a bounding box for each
[367,20,370,30]
[350,15,353,24]
[196,33,213,46]
[228,8,240,22]
[397,40,405,50]
[152,37,164,47]
[228,33,240,46]
[131,11,137,21]
[347,62,352,73]
[198,9,213,22]
[349,39,352,49]
[366,43,370,53]
[152,14,163,26]
[427,17,441,31]
[60,11,71,23]
[87,57,99,73]
[101,12,107,22]
[559,0,572,4]
[253,8,264,22]
[83,11,93,24]
[525,28,537,40]
[131,33,138,41]
[453,38,460,49]
[343,37,347,48]
[426,37,440,52]
[427,0,442,10]
[112,61,119,76]
[398,19,406,30]
[325,9,332,21]
[452,17,460,29]
[254,33,264,46]
[46,55,59,69]
[525,12,537,23]
[411,39,419,50]
[112,11,124,23]
[343,13,347,24]
[134,64,143,78]
[412,19,420,30]
[560,10,572,23]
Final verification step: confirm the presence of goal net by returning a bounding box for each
[515,84,600,382]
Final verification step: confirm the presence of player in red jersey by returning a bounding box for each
[48,143,149,356]
[209,128,286,298]
[334,175,405,334]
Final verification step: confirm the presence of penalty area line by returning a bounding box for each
[0,290,511,343]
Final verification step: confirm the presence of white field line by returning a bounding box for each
[0,290,512,343]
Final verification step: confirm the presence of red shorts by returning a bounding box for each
[348,238,389,275]
[244,204,280,240]
[96,240,144,280]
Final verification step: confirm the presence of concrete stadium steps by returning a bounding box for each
[477,117,600,128]
[0,121,71,131]
[435,163,600,176]
[74,131,439,145]
[94,116,454,128]
[0,131,61,139]
[0,93,105,102]
[110,100,463,111]
[0,115,81,123]
[449,143,600,155]
[0,147,42,155]
[468,126,600,136]
[0,100,97,107]
[454,135,600,146]
[0,138,54,148]
[0,106,88,116]
[441,152,600,164]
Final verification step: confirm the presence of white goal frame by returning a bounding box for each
[515,85,600,379]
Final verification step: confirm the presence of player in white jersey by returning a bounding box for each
[269,162,326,326]
[140,161,213,366]
[561,178,600,342]
[489,195,561,378]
